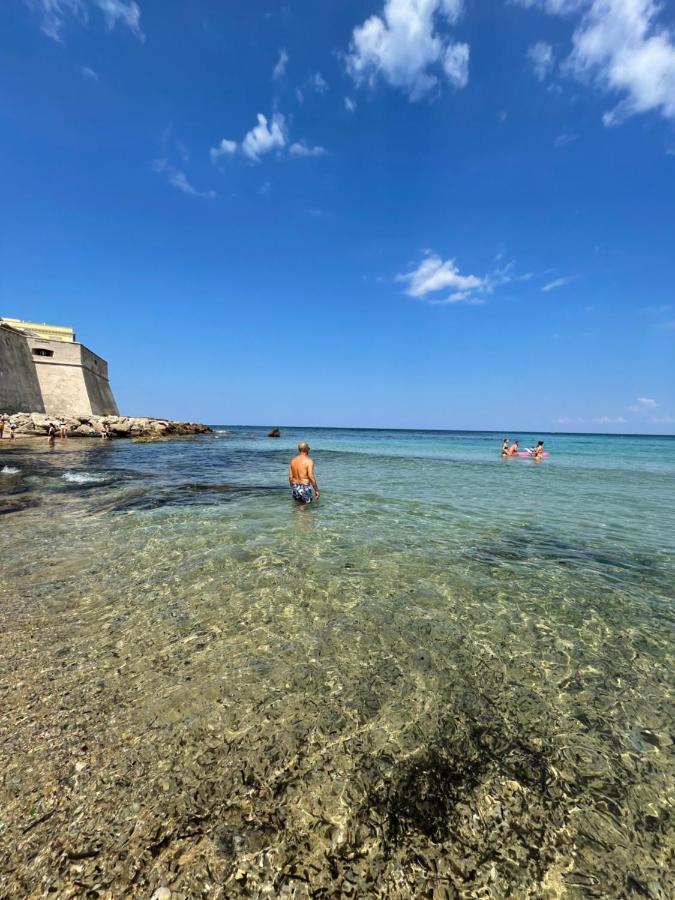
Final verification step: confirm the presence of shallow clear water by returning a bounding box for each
[1,428,673,898]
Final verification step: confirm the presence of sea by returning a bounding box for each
[1,427,673,897]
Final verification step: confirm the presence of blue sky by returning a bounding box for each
[1,0,674,432]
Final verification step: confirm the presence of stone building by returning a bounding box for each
[0,318,119,417]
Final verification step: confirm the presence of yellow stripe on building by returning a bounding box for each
[1,318,76,343]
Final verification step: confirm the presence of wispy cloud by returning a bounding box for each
[397,251,528,305]
[542,276,575,292]
[628,396,658,412]
[272,48,288,80]
[26,0,144,42]
[289,141,327,158]
[345,96,357,112]
[152,159,215,199]
[650,415,675,424]
[554,132,578,148]
[346,0,469,100]
[514,0,675,124]
[527,41,555,80]
[557,416,627,425]
[81,65,99,81]
[310,72,328,93]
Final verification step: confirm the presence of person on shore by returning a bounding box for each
[9,421,16,440]
[288,442,320,503]
[59,420,68,439]
[501,438,510,456]
[507,440,519,456]
[0,416,5,439]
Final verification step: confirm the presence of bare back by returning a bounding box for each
[289,454,314,484]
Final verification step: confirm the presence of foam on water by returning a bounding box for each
[1,465,20,474]
[61,471,108,484]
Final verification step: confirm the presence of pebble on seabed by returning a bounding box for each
[150,888,171,900]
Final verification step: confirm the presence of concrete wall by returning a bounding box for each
[0,325,45,413]
[81,346,118,415]
[27,337,119,417]
[0,327,118,417]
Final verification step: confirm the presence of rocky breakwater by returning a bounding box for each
[3,412,212,439]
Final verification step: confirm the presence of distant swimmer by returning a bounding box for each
[533,440,545,459]
[507,440,520,457]
[501,438,510,456]
[47,422,56,445]
[288,441,320,503]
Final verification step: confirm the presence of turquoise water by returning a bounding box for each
[1,427,673,897]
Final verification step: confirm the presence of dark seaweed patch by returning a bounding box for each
[0,495,40,515]
[366,716,550,849]
[466,526,665,585]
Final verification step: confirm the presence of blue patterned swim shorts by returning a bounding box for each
[291,483,314,503]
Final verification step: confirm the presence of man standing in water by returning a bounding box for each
[288,442,320,503]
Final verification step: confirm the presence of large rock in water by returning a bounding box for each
[1,412,212,439]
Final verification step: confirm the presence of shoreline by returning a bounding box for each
[0,412,213,441]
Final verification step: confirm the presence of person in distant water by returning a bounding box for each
[47,422,57,445]
[533,440,545,459]
[501,438,510,456]
[59,420,68,440]
[9,421,16,440]
[507,440,519,456]
[288,442,320,503]
[0,416,5,440]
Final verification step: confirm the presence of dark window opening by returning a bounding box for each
[32,348,54,357]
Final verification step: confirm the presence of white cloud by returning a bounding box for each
[557,415,627,424]
[310,72,328,93]
[629,396,658,412]
[272,48,288,80]
[210,138,237,163]
[26,0,144,42]
[345,96,357,112]
[396,252,527,305]
[542,276,574,291]
[81,65,99,81]
[211,113,326,164]
[554,132,578,147]
[442,40,470,88]
[288,141,327,157]
[346,0,470,100]
[241,113,287,161]
[152,159,215,199]
[398,254,483,298]
[514,0,675,123]
[528,41,555,80]
[650,415,675,424]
